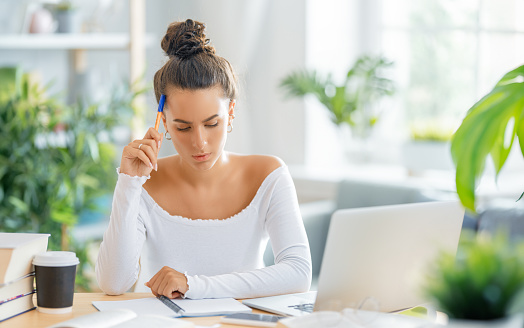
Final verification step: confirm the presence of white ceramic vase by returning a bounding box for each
[29,8,56,33]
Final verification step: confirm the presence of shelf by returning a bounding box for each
[0,33,155,50]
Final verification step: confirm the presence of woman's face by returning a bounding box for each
[162,85,234,171]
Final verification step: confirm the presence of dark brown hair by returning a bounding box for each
[153,19,238,104]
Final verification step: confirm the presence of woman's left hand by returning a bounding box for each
[145,266,189,299]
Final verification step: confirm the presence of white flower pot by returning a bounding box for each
[446,314,523,328]
[56,10,80,33]
[402,140,454,173]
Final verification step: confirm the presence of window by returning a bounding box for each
[303,0,524,170]
[381,0,524,137]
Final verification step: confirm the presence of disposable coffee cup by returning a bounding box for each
[33,251,79,314]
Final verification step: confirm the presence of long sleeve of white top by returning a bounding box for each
[95,170,149,295]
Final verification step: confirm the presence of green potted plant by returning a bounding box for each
[0,67,142,290]
[451,64,524,212]
[424,232,524,327]
[280,55,395,148]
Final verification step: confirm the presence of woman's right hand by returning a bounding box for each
[120,128,163,177]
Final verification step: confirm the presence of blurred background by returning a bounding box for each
[1,0,524,291]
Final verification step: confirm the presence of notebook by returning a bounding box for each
[93,295,252,317]
[243,201,465,316]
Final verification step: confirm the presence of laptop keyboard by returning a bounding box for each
[288,303,314,313]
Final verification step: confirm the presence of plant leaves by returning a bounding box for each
[86,133,100,163]
[76,173,99,189]
[424,234,524,320]
[0,67,21,103]
[496,65,524,87]
[8,196,29,213]
[516,109,524,163]
[280,55,395,129]
[490,112,518,176]
[452,95,503,211]
[452,73,524,212]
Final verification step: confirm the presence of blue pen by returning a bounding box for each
[154,94,166,131]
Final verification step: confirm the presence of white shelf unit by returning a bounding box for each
[0,0,150,135]
[0,33,145,50]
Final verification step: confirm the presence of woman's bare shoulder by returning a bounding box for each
[229,153,284,180]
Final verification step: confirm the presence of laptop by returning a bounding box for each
[243,201,464,316]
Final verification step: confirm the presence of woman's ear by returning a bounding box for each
[162,112,168,132]
[228,100,236,123]
[229,99,236,113]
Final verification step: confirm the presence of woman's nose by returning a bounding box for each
[193,126,208,150]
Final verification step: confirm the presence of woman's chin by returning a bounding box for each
[190,157,217,171]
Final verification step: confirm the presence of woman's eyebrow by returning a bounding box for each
[173,114,219,124]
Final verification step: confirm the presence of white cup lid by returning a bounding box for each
[33,251,79,267]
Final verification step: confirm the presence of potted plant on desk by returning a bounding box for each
[423,64,524,326]
[425,232,524,327]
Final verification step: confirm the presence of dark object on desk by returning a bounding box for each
[157,295,184,315]
[33,251,79,314]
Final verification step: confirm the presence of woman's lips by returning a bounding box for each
[193,153,210,162]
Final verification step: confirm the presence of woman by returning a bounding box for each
[96,19,311,300]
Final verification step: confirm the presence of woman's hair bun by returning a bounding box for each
[161,19,216,59]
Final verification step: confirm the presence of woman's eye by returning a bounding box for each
[206,122,219,128]
[176,126,190,131]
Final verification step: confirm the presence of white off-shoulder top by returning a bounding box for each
[95,165,312,299]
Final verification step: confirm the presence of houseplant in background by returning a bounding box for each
[280,55,395,161]
[0,67,142,290]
